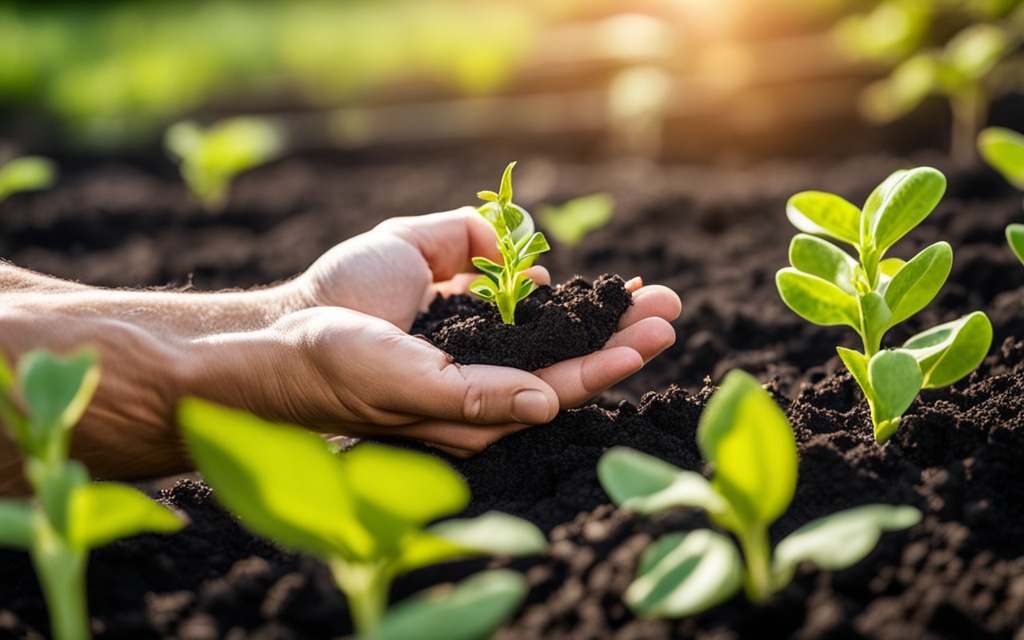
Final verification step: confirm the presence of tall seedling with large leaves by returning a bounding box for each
[776,167,992,443]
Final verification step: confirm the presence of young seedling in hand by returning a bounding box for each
[164,116,283,212]
[978,126,1024,264]
[598,369,920,618]
[0,155,57,204]
[776,166,992,443]
[0,349,182,640]
[470,161,551,324]
[179,399,545,638]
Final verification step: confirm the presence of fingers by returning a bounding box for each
[536,346,644,409]
[620,284,681,329]
[346,419,532,458]
[376,209,502,282]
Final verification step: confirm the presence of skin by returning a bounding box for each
[0,208,680,494]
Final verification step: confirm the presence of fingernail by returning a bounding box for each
[512,389,552,424]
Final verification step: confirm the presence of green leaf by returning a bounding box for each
[859,55,936,124]
[0,156,57,202]
[476,190,499,202]
[68,483,182,551]
[776,268,860,328]
[785,191,862,246]
[178,398,371,562]
[869,167,946,253]
[0,499,34,548]
[506,203,533,244]
[18,348,100,440]
[979,127,1024,190]
[469,277,497,301]
[164,120,204,161]
[471,257,503,282]
[788,234,858,294]
[498,161,516,207]
[902,312,993,388]
[513,276,535,303]
[772,504,921,588]
[863,170,908,224]
[427,511,546,557]
[538,193,614,246]
[597,447,724,515]
[879,257,905,279]
[518,232,550,260]
[1007,224,1024,265]
[501,205,525,238]
[0,352,12,391]
[884,242,952,325]
[625,529,743,619]
[860,291,894,346]
[837,347,870,397]
[945,23,1007,80]
[360,569,528,640]
[867,350,923,442]
[698,370,797,530]
[31,458,88,537]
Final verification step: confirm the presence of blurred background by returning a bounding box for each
[1,0,1023,164]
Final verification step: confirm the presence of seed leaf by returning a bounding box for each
[598,447,725,515]
[1006,224,1024,265]
[869,167,946,253]
[776,268,860,328]
[698,370,796,529]
[979,127,1024,190]
[625,530,743,619]
[0,500,34,548]
[902,312,993,388]
[18,349,100,451]
[884,242,952,325]
[867,350,922,442]
[68,483,182,551]
[788,234,858,294]
[786,191,862,246]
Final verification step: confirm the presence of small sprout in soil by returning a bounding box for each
[179,399,545,637]
[537,192,615,246]
[0,155,58,203]
[470,161,551,325]
[0,349,182,640]
[164,116,283,213]
[776,166,993,443]
[978,126,1024,264]
[598,369,921,618]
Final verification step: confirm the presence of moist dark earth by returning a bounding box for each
[3,141,1024,639]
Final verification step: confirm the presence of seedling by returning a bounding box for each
[978,126,1024,264]
[179,399,545,637]
[164,116,283,212]
[0,155,57,203]
[470,161,551,324]
[776,166,992,443]
[598,369,920,618]
[0,349,182,640]
[538,192,615,246]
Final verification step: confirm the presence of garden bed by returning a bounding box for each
[2,145,1024,639]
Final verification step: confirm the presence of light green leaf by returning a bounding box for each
[476,190,499,202]
[0,500,34,548]
[945,23,1007,80]
[785,191,862,246]
[507,204,534,245]
[867,350,923,442]
[772,504,920,588]
[869,167,946,253]
[863,170,909,224]
[501,205,525,238]
[498,161,516,207]
[164,120,204,161]
[879,257,905,279]
[68,483,182,551]
[31,458,88,537]
[18,348,99,438]
[538,193,614,246]
[513,276,535,303]
[625,529,743,619]
[597,447,724,515]
[860,291,894,345]
[427,511,546,557]
[859,55,936,124]
[469,277,497,301]
[0,352,13,392]
[902,312,993,388]
[837,347,870,397]
[0,156,57,202]
[979,127,1024,190]
[471,257,503,282]
[360,569,528,640]
[178,398,370,562]
[698,370,797,529]
[776,268,860,328]
[884,242,952,325]
[518,232,550,260]
[788,234,858,294]
[1007,224,1024,265]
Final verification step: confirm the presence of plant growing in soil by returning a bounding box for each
[776,166,993,443]
[0,155,57,203]
[0,349,183,640]
[470,161,551,324]
[164,116,283,212]
[179,398,546,637]
[978,125,1024,263]
[598,369,921,618]
[537,192,614,246]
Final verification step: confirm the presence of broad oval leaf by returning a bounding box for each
[863,169,908,224]
[902,312,993,388]
[979,127,1024,190]
[471,256,504,281]
[360,569,528,640]
[18,348,100,439]
[469,276,497,301]
[518,231,551,260]
[68,483,182,551]
[625,529,743,619]
[870,167,946,253]
[598,447,724,515]
[427,511,545,558]
[786,191,862,246]
[1006,223,1024,265]
[698,370,797,529]
[867,350,923,440]
[538,192,614,246]
[777,269,860,328]
[178,398,369,561]
[946,23,1007,79]
[0,500,34,548]
[884,242,951,325]
[772,504,920,588]
[788,234,858,294]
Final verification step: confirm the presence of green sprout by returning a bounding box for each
[978,125,1024,263]
[470,161,551,325]
[0,349,183,640]
[164,116,283,212]
[0,155,58,204]
[776,166,993,443]
[537,192,615,247]
[598,369,921,618]
[178,399,545,637]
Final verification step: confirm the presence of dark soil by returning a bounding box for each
[2,145,1024,639]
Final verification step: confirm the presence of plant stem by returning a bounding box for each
[737,526,773,604]
[331,560,391,633]
[32,525,90,640]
